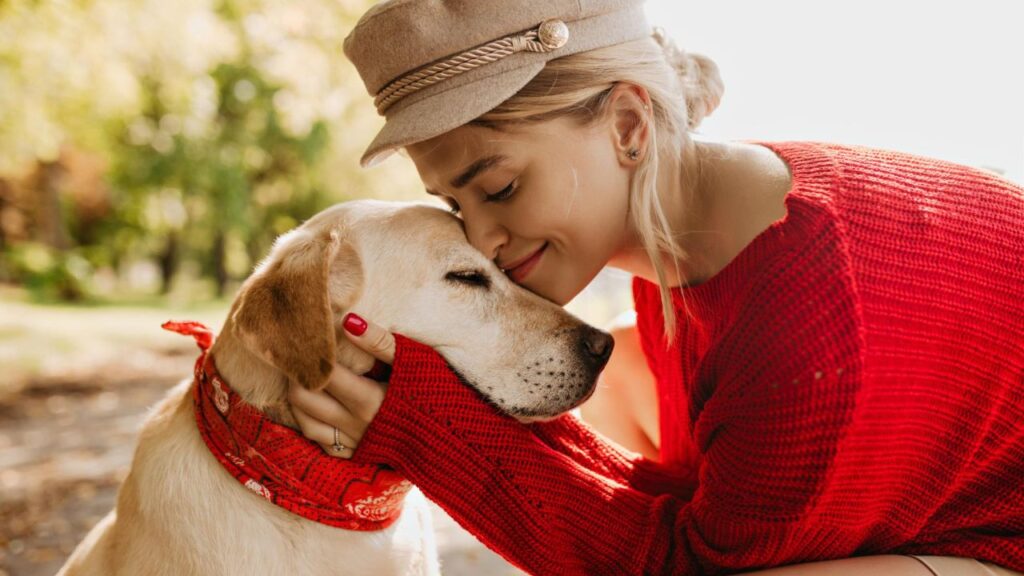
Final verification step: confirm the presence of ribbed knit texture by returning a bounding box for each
[352,141,1024,575]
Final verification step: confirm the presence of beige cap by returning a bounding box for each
[343,0,652,168]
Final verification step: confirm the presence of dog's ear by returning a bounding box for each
[231,227,360,391]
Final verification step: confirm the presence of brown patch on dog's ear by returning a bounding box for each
[232,227,358,390]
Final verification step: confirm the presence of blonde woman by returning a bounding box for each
[288,1,1024,574]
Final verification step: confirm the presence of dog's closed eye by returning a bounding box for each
[445,270,491,289]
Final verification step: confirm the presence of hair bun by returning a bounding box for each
[652,27,724,130]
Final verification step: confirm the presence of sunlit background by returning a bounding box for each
[1,1,1021,574]
[648,0,1024,183]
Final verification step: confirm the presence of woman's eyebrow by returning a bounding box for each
[425,154,508,196]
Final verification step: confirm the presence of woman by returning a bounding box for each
[287,1,1024,574]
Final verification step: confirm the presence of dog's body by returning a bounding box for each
[59,200,612,575]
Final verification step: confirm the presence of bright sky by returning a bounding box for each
[644,1,1024,183]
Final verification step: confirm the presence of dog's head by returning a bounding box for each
[223,200,613,422]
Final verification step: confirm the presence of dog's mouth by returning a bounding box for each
[507,378,601,423]
[567,379,599,410]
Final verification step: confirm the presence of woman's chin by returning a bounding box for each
[518,259,592,306]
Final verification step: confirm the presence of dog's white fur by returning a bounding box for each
[59,200,611,576]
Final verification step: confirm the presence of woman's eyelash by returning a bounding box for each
[485,180,518,203]
[445,180,518,215]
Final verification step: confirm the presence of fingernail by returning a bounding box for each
[343,313,367,336]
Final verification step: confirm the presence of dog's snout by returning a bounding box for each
[578,326,614,369]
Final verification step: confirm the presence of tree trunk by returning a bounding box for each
[213,231,228,297]
[35,160,69,251]
[158,231,178,294]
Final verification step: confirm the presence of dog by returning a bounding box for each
[58,199,614,576]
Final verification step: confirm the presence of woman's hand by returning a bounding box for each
[288,313,396,459]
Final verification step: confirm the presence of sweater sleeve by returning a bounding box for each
[352,304,868,575]
[351,334,704,574]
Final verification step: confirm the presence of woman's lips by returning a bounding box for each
[506,242,547,283]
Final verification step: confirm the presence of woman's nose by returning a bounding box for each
[463,210,509,260]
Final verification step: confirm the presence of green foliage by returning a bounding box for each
[1,243,91,301]
[0,0,424,302]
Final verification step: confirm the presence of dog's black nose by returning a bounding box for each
[578,326,614,369]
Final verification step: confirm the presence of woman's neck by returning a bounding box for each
[608,138,791,288]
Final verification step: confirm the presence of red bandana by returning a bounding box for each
[161,320,411,531]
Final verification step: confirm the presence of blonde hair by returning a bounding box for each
[470,28,724,345]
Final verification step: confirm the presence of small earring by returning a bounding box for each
[627,148,640,161]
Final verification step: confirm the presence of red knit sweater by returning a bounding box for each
[351,141,1024,575]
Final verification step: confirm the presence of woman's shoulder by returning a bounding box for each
[754,139,1022,204]
[631,139,1022,347]
[745,140,1024,259]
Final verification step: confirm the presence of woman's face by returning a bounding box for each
[407,116,634,305]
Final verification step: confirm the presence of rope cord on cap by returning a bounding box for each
[374,19,569,115]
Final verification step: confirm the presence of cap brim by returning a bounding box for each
[359,61,545,168]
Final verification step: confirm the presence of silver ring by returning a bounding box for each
[331,427,347,452]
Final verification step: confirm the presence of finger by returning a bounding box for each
[291,403,359,459]
[288,380,362,434]
[324,363,385,426]
[342,313,395,365]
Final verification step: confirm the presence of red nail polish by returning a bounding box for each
[343,313,367,336]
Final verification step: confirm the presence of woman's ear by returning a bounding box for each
[230,227,359,391]
[607,83,651,166]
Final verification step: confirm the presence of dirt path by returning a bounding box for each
[0,299,522,575]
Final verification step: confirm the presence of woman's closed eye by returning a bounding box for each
[445,180,518,216]
[485,179,518,204]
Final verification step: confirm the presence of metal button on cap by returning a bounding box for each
[537,19,570,50]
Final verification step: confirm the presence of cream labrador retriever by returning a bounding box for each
[58,199,614,576]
